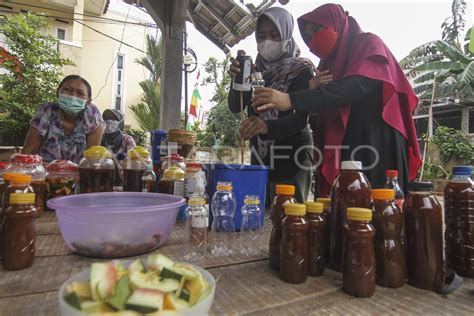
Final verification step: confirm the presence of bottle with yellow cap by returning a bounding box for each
[184,193,208,261]
[370,189,406,288]
[306,201,326,277]
[78,146,114,193]
[343,207,376,298]
[280,203,309,284]
[269,184,297,270]
[315,197,331,263]
[2,173,37,270]
[240,195,263,256]
[210,181,236,257]
[123,146,151,192]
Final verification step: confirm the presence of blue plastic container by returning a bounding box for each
[204,164,269,231]
[150,130,167,165]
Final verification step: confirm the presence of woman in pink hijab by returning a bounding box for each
[252,3,422,196]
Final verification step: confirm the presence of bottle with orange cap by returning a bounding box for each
[269,184,297,270]
[2,173,37,270]
[370,189,406,288]
[280,203,309,284]
[210,181,236,257]
[343,207,376,298]
[306,201,326,277]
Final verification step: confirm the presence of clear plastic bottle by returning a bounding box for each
[251,72,265,98]
[141,164,157,193]
[210,181,236,256]
[240,195,263,256]
[384,170,405,211]
[184,194,208,261]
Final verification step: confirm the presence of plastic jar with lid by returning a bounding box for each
[157,164,185,196]
[306,201,326,277]
[8,154,46,216]
[330,160,372,272]
[184,161,206,200]
[45,160,78,209]
[343,207,376,298]
[78,146,114,193]
[123,146,151,192]
[404,181,444,291]
[371,189,406,288]
[269,184,297,270]
[280,203,309,284]
[160,154,185,176]
[2,173,35,220]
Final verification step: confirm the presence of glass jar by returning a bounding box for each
[78,146,114,193]
[160,154,185,177]
[45,160,78,209]
[306,201,326,277]
[157,165,185,196]
[123,146,151,192]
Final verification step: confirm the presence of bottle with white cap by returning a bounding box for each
[329,161,372,272]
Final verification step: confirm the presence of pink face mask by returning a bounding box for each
[309,27,339,59]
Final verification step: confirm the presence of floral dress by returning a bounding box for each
[30,102,104,163]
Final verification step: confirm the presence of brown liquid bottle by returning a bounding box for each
[330,161,372,272]
[371,189,406,288]
[404,182,445,291]
[444,165,474,278]
[280,203,308,284]
[123,146,150,192]
[343,207,376,298]
[78,146,114,193]
[316,197,331,263]
[306,202,326,277]
[269,185,296,270]
[2,174,37,270]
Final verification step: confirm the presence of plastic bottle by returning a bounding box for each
[444,165,474,278]
[184,194,208,261]
[184,162,206,200]
[280,203,309,284]
[251,72,265,98]
[240,195,263,256]
[371,189,406,288]
[384,170,405,211]
[330,161,372,272]
[315,197,331,263]
[306,201,326,277]
[210,181,236,257]
[343,207,376,298]
[141,164,157,193]
[269,185,296,270]
[2,174,37,270]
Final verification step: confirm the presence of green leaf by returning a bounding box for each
[436,41,471,64]
[456,60,474,103]
[413,60,458,73]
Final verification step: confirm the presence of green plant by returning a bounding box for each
[127,128,147,148]
[135,34,162,83]
[0,13,73,143]
[421,160,451,181]
[432,126,474,164]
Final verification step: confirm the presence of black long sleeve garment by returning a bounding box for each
[289,75,409,191]
[228,68,314,182]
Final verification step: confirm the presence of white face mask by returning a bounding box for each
[257,39,288,62]
[105,119,121,134]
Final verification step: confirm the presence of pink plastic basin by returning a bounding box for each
[47,192,185,258]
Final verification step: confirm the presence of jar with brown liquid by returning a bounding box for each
[280,203,308,284]
[343,207,376,298]
[330,161,372,272]
[371,189,406,288]
[404,182,445,291]
[184,194,208,261]
[316,197,331,263]
[306,201,326,277]
[78,146,114,193]
[123,146,150,192]
[444,165,474,278]
[45,160,78,210]
[157,165,185,196]
[2,173,37,270]
[269,185,296,270]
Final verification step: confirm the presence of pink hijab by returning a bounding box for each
[298,4,422,195]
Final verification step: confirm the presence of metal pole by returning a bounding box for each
[183,30,189,129]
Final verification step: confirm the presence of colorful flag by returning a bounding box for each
[189,85,201,117]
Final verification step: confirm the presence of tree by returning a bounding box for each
[130,34,162,132]
[0,13,72,144]
[199,57,240,147]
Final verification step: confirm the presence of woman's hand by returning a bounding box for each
[252,87,292,112]
[228,50,246,79]
[240,116,268,140]
[309,69,333,89]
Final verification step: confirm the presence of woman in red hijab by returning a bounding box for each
[252,3,422,196]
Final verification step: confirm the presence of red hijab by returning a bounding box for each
[298,4,421,195]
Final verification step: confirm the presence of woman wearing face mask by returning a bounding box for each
[22,75,105,163]
[101,109,136,159]
[252,4,422,197]
[228,7,317,203]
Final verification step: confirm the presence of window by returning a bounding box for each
[469,108,474,134]
[57,28,66,41]
[114,53,125,111]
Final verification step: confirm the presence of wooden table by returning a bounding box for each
[0,212,473,315]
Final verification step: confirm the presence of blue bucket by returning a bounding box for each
[204,164,269,231]
[150,130,167,165]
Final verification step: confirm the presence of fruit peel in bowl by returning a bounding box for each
[59,252,216,315]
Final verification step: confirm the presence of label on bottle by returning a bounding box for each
[184,178,197,198]
[191,216,208,228]
[142,188,148,193]
[173,181,184,196]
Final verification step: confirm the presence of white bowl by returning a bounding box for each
[58,260,216,316]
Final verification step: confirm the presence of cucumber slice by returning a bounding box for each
[130,271,180,292]
[129,259,145,273]
[147,253,175,271]
[126,288,164,314]
[64,292,81,310]
[160,267,183,282]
